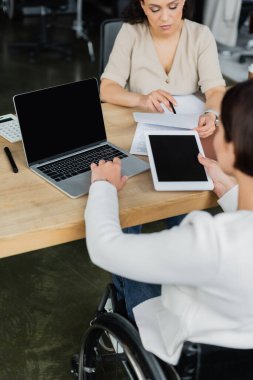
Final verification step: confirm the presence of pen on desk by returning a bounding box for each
[169,101,176,114]
[4,146,19,173]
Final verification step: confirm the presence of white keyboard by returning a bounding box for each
[0,114,22,143]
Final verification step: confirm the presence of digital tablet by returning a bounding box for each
[144,130,214,191]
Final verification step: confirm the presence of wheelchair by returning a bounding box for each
[71,283,253,380]
[71,283,178,379]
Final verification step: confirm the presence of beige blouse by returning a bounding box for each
[101,19,226,95]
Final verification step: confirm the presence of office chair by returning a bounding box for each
[1,0,22,20]
[238,0,253,63]
[7,0,72,62]
[99,18,123,77]
[72,0,95,63]
[71,282,253,380]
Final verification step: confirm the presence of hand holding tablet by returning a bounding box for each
[145,130,214,191]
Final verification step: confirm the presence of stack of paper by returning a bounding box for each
[130,94,205,155]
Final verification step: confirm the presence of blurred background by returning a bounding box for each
[0,1,253,379]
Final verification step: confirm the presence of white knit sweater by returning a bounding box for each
[85,183,253,364]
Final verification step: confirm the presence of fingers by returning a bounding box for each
[90,156,127,191]
[197,114,216,138]
[158,95,177,113]
[150,98,165,113]
[91,157,121,167]
[148,90,177,113]
[196,124,215,133]
[198,153,217,167]
[90,160,106,169]
[120,175,128,187]
[122,175,128,183]
[195,123,216,138]
[198,153,208,164]
[158,90,177,105]
[198,115,206,126]
[90,162,97,169]
[196,128,215,139]
[113,156,121,165]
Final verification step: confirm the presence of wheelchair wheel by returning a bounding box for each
[77,312,177,380]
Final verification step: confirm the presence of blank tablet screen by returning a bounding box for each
[149,135,208,182]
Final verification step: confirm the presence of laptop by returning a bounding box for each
[13,78,150,198]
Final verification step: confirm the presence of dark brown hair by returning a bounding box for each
[221,80,253,176]
[121,0,192,24]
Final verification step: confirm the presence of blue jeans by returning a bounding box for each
[163,214,186,229]
[123,214,186,234]
[114,214,186,321]
[112,275,161,321]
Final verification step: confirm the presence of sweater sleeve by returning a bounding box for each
[217,184,239,212]
[85,181,220,286]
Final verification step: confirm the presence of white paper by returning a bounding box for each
[131,123,177,155]
[133,112,199,130]
[130,94,205,156]
[170,94,205,115]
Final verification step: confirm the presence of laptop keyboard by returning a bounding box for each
[38,145,127,182]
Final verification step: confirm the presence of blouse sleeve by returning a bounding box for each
[100,23,135,88]
[197,26,226,93]
[85,181,220,286]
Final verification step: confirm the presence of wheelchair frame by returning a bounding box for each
[71,283,179,380]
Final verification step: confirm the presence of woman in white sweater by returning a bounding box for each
[85,79,253,368]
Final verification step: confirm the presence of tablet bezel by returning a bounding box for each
[145,130,214,191]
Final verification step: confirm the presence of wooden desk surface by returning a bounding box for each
[0,103,217,258]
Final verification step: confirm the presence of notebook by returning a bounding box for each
[13,78,149,198]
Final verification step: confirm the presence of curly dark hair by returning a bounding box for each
[221,80,253,177]
[121,0,193,24]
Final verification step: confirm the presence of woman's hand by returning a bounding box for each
[90,157,128,191]
[139,90,177,113]
[198,154,237,197]
[196,86,225,138]
[195,113,216,138]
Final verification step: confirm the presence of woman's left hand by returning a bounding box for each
[194,113,216,138]
[198,154,237,197]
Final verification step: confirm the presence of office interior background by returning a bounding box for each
[0,0,253,379]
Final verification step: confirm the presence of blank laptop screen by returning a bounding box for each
[13,78,106,164]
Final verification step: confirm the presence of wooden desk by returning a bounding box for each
[0,103,217,258]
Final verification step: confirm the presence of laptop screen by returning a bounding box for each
[13,78,106,164]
